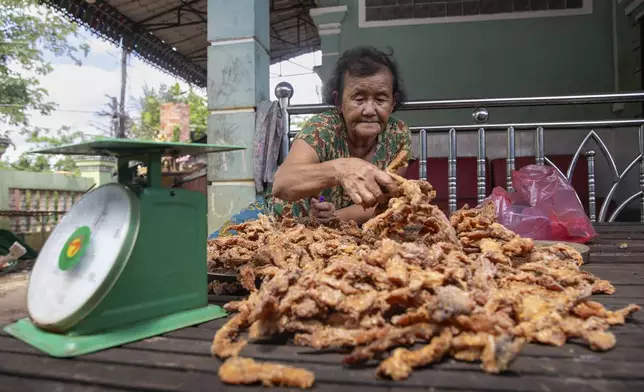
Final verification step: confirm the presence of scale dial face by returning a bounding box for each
[27,183,140,332]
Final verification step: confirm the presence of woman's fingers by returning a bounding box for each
[311,198,332,211]
[343,180,364,206]
[310,197,336,220]
[315,202,334,211]
[317,209,335,219]
[363,177,387,205]
[374,170,398,196]
[355,184,378,208]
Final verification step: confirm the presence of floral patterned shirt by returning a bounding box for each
[265,108,412,217]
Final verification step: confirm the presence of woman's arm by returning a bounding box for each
[273,139,398,205]
[272,140,339,201]
[335,205,376,225]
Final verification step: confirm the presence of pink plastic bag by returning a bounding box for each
[483,164,597,243]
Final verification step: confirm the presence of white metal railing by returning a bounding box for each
[272,82,644,223]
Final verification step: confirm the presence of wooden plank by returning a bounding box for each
[6,333,644,382]
[590,256,644,263]
[166,327,216,341]
[382,375,644,392]
[590,237,644,244]
[2,340,644,392]
[594,232,644,240]
[197,317,230,330]
[590,242,644,251]
[0,343,333,392]
[609,284,644,298]
[587,254,644,263]
[3,335,644,392]
[0,337,217,374]
[0,374,133,392]
[582,265,644,285]
[0,352,223,392]
[593,223,644,233]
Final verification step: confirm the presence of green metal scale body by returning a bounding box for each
[3,139,244,357]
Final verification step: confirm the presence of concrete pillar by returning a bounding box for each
[310,5,347,84]
[75,156,116,187]
[206,0,270,233]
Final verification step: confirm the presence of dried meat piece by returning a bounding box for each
[211,313,248,359]
[219,357,314,389]
[377,328,453,380]
[343,324,439,365]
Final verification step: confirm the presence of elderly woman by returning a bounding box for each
[210,46,411,237]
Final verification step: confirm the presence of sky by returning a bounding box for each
[3,21,322,160]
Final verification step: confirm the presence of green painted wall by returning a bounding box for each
[330,0,640,125]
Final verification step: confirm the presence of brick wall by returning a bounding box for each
[160,103,191,142]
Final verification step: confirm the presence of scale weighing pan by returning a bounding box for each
[4,139,244,357]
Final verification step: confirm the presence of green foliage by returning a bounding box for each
[186,88,208,140]
[0,0,89,127]
[10,154,51,172]
[130,82,207,141]
[171,125,181,142]
[0,125,94,173]
[291,115,313,130]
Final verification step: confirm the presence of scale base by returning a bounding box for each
[3,304,226,358]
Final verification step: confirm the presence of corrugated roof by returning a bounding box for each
[43,0,320,88]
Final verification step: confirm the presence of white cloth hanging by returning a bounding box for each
[253,100,285,193]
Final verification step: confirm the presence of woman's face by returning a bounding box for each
[339,68,395,140]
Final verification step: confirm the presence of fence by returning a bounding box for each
[0,189,84,235]
[0,170,93,249]
[273,82,644,223]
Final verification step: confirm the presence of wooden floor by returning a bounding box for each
[1,224,643,391]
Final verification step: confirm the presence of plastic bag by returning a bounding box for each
[484,164,597,243]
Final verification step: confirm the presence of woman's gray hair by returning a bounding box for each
[322,46,407,112]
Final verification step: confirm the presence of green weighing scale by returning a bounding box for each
[3,138,245,357]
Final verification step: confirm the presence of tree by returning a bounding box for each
[130,82,207,141]
[0,0,89,128]
[94,94,132,138]
[1,125,95,173]
[10,154,51,172]
[130,85,164,141]
[186,88,208,140]
[291,115,313,131]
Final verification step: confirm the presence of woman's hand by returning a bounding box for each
[310,197,336,220]
[333,158,398,208]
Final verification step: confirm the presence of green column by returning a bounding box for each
[206,0,270,233]
[310,5,347,84]
[75,156,117,187]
